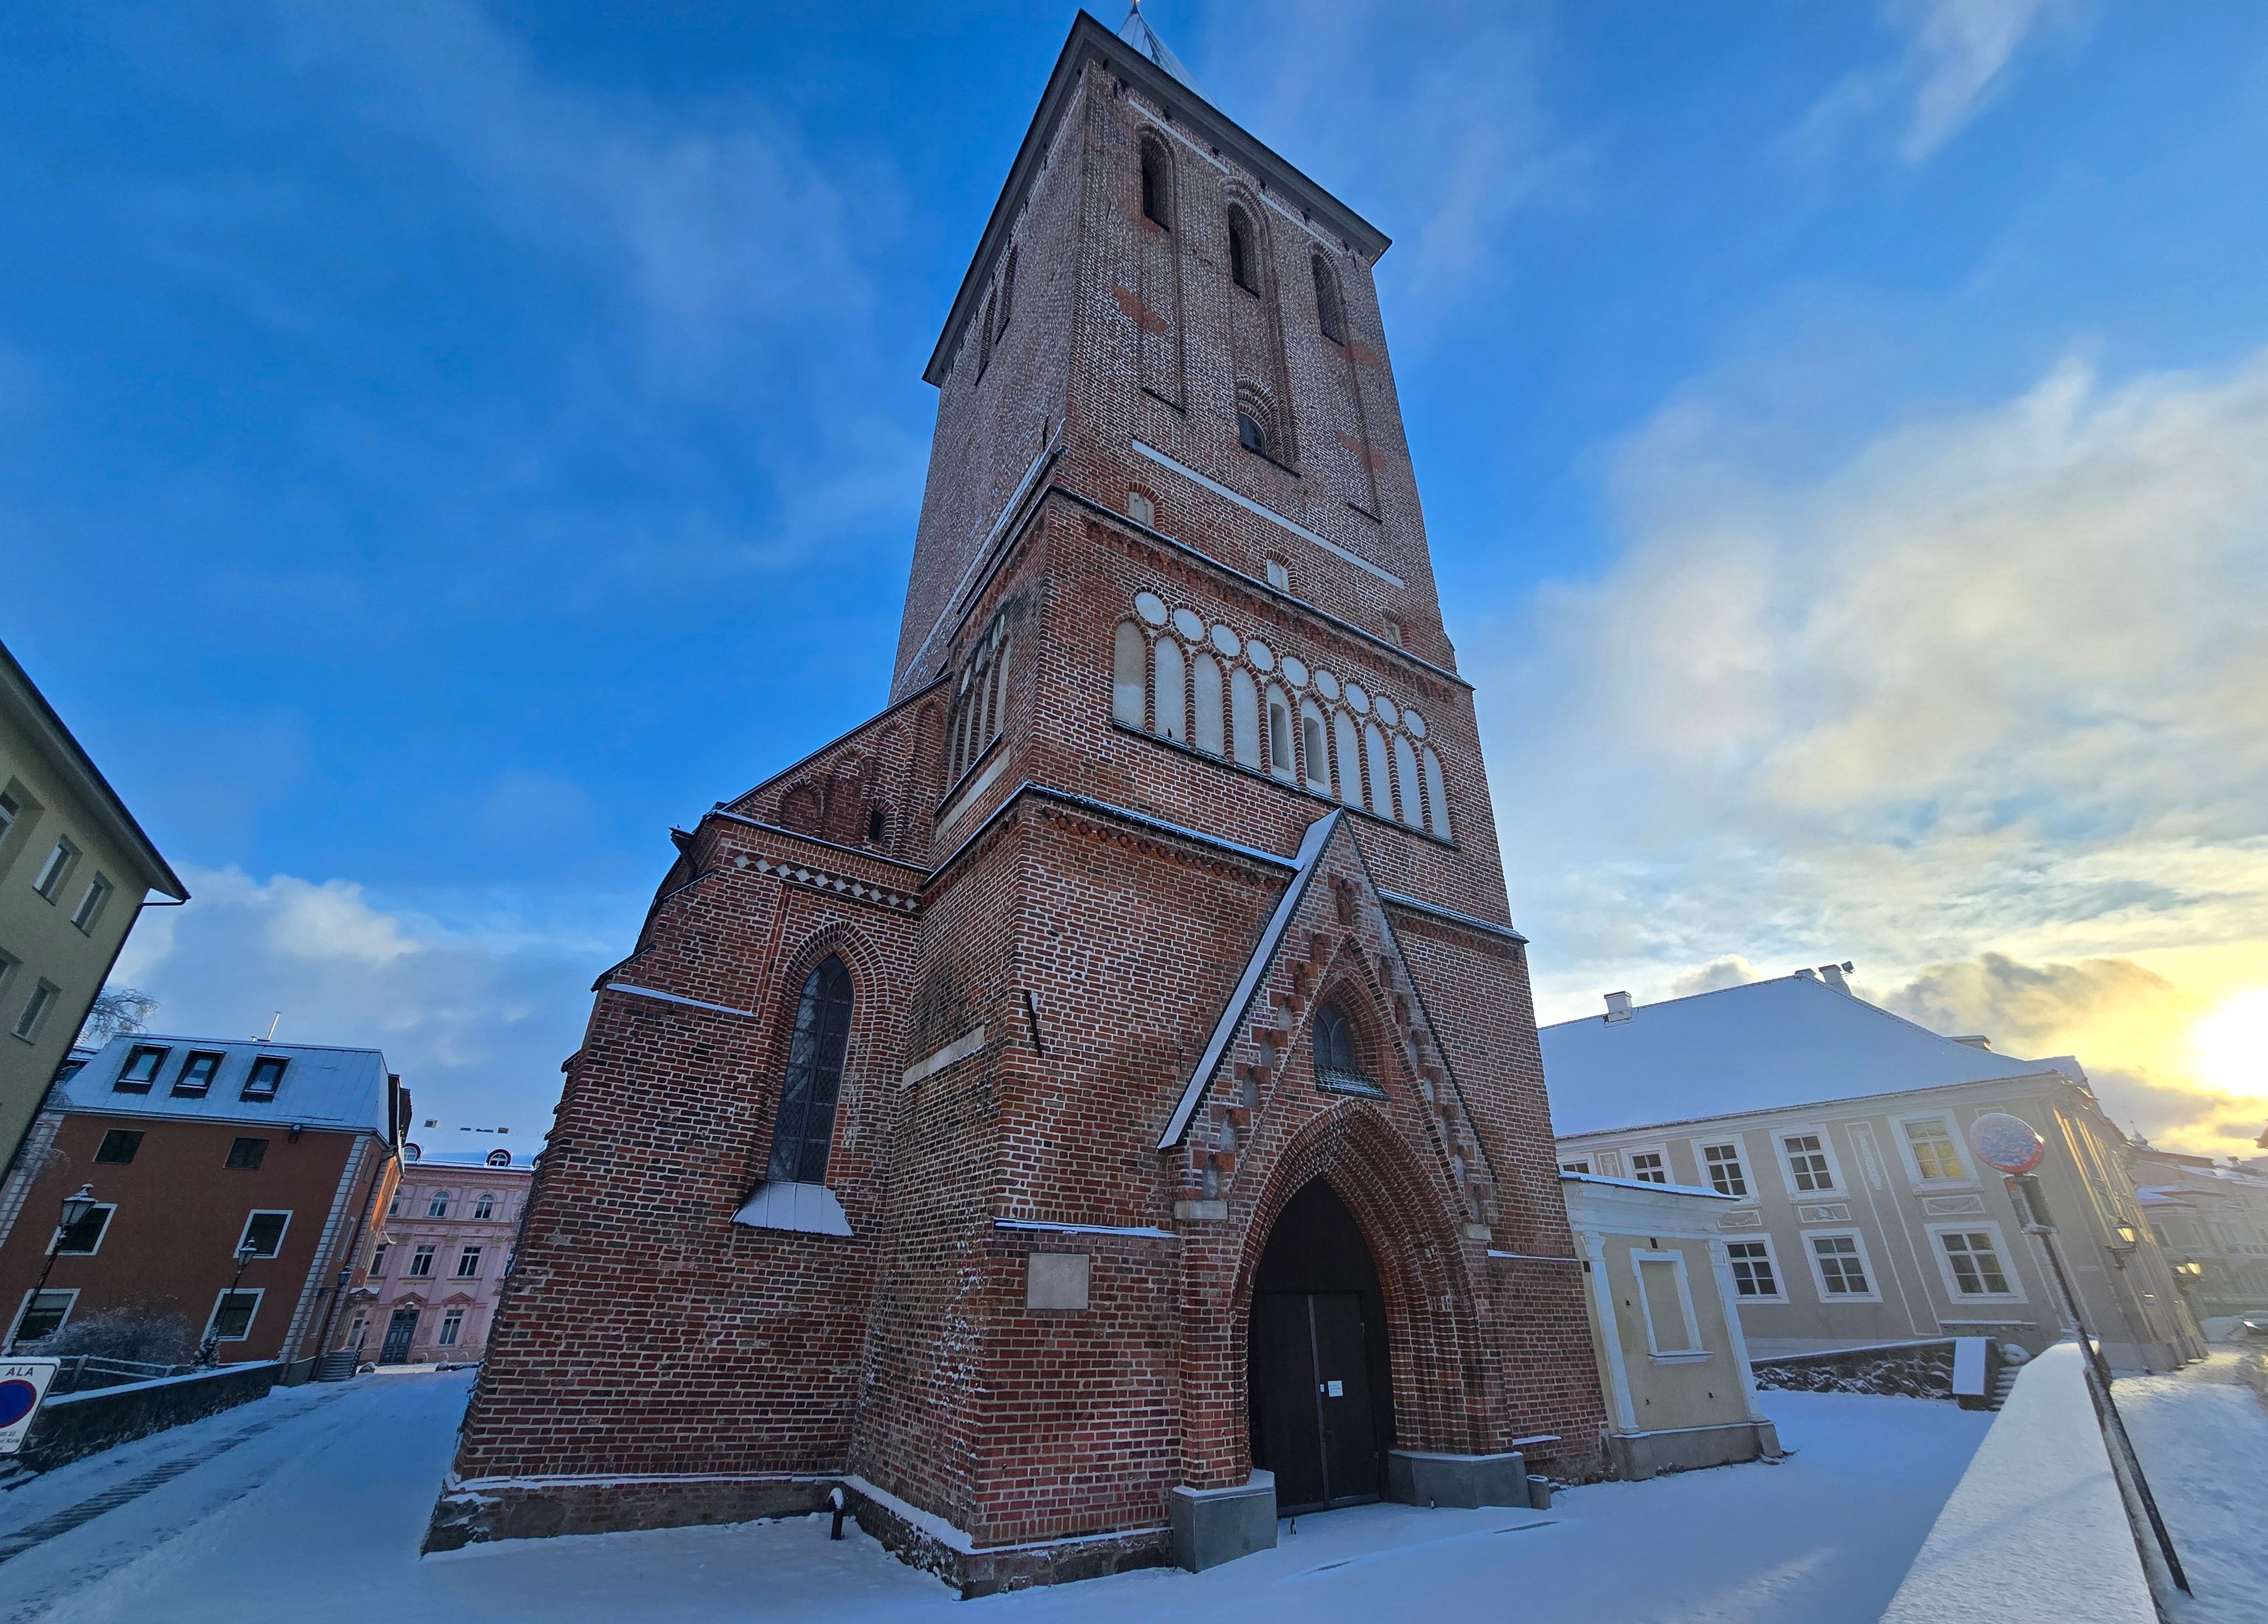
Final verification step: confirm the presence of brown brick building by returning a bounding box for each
[0,1035,405,1363]
[436,10,1603,1589]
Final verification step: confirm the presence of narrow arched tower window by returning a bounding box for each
[769,955,853,1185]
[1113,621,1147,727]
[1314,1000,1361,1082]
[997,246,1018,335]
[1140,138,1171,229]
[1229,209,1258,294]
[1312,253,1346,344]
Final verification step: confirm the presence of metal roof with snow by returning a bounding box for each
[1541,973,2083,1138]
[59,1033,396,1138]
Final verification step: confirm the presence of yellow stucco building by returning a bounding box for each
[0,638,186,1170]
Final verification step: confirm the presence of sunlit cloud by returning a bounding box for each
[1495,344,2268,1154]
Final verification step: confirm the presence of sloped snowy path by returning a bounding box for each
[2117,1354,2268,1624]
[0,1369,1990,1623]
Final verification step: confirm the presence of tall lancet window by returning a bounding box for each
[1312,252,1347,344]
[1313,1000,1374,1094]
[769,955,853,1184]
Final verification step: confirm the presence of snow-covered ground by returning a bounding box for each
[0,1369,1991,1623]
[2117,1353,2268,1624]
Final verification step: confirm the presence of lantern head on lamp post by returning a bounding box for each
[5,1183,99,1355]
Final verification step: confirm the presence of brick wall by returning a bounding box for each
[438,16,1605,1573]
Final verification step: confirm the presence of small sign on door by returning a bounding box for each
[0,1360,62,1456]
[1324,1379,1344,1397]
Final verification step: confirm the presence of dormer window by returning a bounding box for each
[116,1044,168,1093]
[242,1055,288,1101]
[172,1051,223,1097]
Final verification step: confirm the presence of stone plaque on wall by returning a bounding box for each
[1026,1252,1091,1311]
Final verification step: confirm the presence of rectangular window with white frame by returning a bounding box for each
[1696,1138,1751,1199]
[1804,1230,1880,1301]
[206,1288,263,1342]
[1927,1222,2025,1302]
[408,1243,435,1278]
[0,951,16,1000]
[437,1309,465,1348]
[1624,1144,1672,1185]
[1632,1250,1707,1358]
[70,872,113,933]
[52,1202,115,1256]
[1723,1237,1786,1301]
[1778,1129,1842,1194]
[1560,1157,1592,1175]
[238,1211,291,1259]
[455,1245,483,1279]
[12,980,59,1042]
[1896,1115,1973,1185]
[31,837,77,900]
[9,1288,77,1345]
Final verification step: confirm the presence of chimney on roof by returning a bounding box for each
[1603,991,1633,1024]
[1818,962,1854,993]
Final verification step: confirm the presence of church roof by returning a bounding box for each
[1116,3,1199,93]
[1541,974,2086,1137]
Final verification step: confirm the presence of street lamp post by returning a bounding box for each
[198,1238,263,1368]
[6,1183,97,1355]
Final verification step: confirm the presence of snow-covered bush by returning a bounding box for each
[25,1304,196,1365]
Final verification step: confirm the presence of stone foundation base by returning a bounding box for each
[1604,1419,1780,1482]
[425,1474,837,1550]
[1386,1449,1533,1509]
[1169,1471,1277,1571]
[424,1472,1171,1598]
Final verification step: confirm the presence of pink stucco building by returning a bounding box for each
[339,1135,531,1365]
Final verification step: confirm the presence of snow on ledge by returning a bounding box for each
[731,1182,853,1237]
[1880,1341,2155,1624]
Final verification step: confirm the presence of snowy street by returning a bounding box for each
[2116,1354,2268,1624]
[0,1368,1993,1624]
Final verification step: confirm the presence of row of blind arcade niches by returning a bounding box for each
[1116,591,1449,841]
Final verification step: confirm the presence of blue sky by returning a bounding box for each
[6,2,2265,1152]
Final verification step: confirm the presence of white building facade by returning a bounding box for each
[1545,973,2201,1372]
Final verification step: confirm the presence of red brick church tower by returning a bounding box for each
[430,9,1604,1589]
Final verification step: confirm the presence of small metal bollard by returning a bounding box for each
[828,1486,848,1541]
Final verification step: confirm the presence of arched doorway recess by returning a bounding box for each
[1247,1177,1394,1513]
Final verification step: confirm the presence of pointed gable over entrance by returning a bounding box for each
[1162,810,1499,1241]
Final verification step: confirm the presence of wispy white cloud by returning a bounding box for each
[114,865,628,1126]
[1212,0,1579,313]
[1493,344,2268,1151]
[1802,0,2069,164]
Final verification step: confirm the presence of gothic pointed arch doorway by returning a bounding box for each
[1247,1177,1394,1514]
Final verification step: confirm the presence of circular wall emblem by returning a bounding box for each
[1171,608,1204,642]
[1280,656,1308,688]
[1314,671,1340,701]
[1968,1113,2044,1174]
[1247,640,1275,673]
[1133,592,1168,627]
[1344,683,1369,714]
[1404,709,1425,739]
[1376,695,1400,728]
[0,1380,39,1428]
[1209,625,1241,659]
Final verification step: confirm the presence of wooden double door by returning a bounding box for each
[1247,1179,1393,1516]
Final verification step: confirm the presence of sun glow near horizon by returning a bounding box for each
[2193,987,2268,1105]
